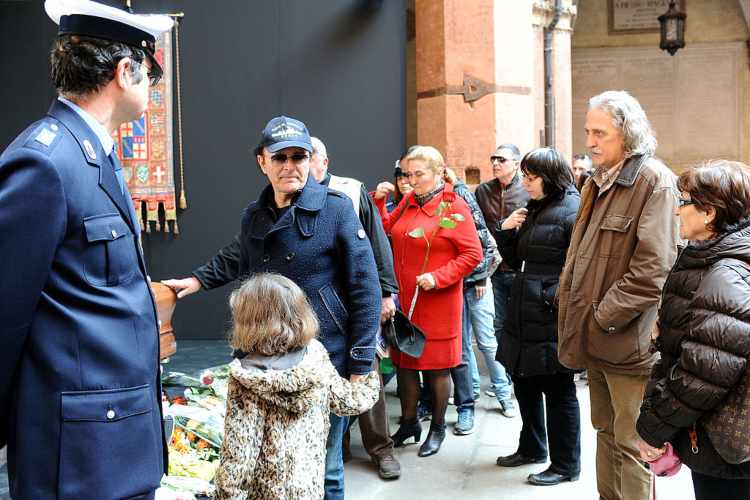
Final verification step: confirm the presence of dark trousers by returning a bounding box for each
[691,470,750,500]
[514,373,581,476]
[348,358,394,459]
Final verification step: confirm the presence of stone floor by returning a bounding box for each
[0,340,697,499]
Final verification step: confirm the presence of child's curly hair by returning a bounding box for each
[229,273,319,356]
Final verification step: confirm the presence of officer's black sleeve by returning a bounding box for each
[192,235,242,290]
[358,186,398,295]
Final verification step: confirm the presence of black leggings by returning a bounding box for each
[691,470,750,500]
[397,367,450,427]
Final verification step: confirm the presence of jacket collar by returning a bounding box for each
[48,99,136,233]
[613,154,649,188]
[404,181,457,213]
[48,99,107,169]
[255,174,327,214]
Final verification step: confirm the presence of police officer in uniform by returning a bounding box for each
[0,1,172,498]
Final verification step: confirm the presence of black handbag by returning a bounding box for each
[384,285,426,358]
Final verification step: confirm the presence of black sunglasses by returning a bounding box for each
[490,155,511,164]
[678,198,695,208]
[270,152,310,164]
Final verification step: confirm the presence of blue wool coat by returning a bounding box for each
[238,176,380,376]
[0,100,166,499]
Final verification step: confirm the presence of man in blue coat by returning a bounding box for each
[0,1,173,498]
[163,116,381,499]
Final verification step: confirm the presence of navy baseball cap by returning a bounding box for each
[260,116,313,153]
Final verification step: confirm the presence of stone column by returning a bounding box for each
[414,0,576,183]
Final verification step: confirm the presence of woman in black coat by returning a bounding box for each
[495,147,582,486]
[636,160,750,499]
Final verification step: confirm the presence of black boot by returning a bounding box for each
[390,418,422,447]
[417,423,446,457]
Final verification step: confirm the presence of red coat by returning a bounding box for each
[376,183,482,369]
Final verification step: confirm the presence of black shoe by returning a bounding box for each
[390,419,422,447]
[496,452,547,467]
[527,468,579,486]
[417,424,446,457]
[373,453,402,480]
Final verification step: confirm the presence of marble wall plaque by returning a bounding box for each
[609,0,685,34]
[572,43,743,172]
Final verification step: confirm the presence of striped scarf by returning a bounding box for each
[414,182,445,207]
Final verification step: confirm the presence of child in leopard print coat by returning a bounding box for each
[213,273,379,500]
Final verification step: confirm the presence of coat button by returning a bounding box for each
[111,229,118,238]
[285,252,295,262]
[608,326,616,333]
[106,409,116,420]
[262,254,270,263]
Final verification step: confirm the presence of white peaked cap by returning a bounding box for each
[45,0,173,41]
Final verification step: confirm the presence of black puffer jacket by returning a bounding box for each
[637,217,750,478]
[496,187,580,377]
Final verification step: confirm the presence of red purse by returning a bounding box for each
[648,442,682,477]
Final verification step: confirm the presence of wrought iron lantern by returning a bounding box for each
[658,1,686,56]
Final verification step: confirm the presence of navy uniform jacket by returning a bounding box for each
[0,100,167,499]
[238,176,381,376]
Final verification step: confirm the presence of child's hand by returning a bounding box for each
[350,372,376,383]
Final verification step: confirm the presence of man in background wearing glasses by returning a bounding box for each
[474,144,528,420]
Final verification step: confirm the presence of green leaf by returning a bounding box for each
[434,201,448,217]
[408,227,425,238]
[451,213,465,222]
[439,218,457,229]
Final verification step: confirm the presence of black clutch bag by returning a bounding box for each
[383,286,426,358]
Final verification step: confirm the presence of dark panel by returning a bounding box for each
[0,0,406,339]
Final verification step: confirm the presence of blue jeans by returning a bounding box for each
[324,413,349,500]
[464,283,512,401]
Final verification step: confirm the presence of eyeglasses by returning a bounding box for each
[147,68,162,87]
[490,156,511,164]
[270,152,310,164]
[678,198,695,208]
[132,59,162,86]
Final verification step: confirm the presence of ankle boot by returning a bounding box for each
[390,418,422,447]
[417,423,446,457]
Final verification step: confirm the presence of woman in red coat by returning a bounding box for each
[374,145,482,457]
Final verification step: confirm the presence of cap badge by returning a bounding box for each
[83,139,97,160]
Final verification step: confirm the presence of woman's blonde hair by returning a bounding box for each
[404,145,445,175]
[229,273,318,356]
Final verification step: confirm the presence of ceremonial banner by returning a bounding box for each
[113,30,178,233]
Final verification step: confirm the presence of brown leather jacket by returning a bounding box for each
[475,174,529,244]
[557,155,680,375]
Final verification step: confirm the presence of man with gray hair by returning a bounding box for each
[557,91,680,498]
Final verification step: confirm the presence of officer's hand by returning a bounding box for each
[500,208,528,231]
[374,181,396,199]
[380,296,396,323]
[161,277,201,299]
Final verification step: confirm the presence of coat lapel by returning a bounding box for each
[48,100,136,233]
